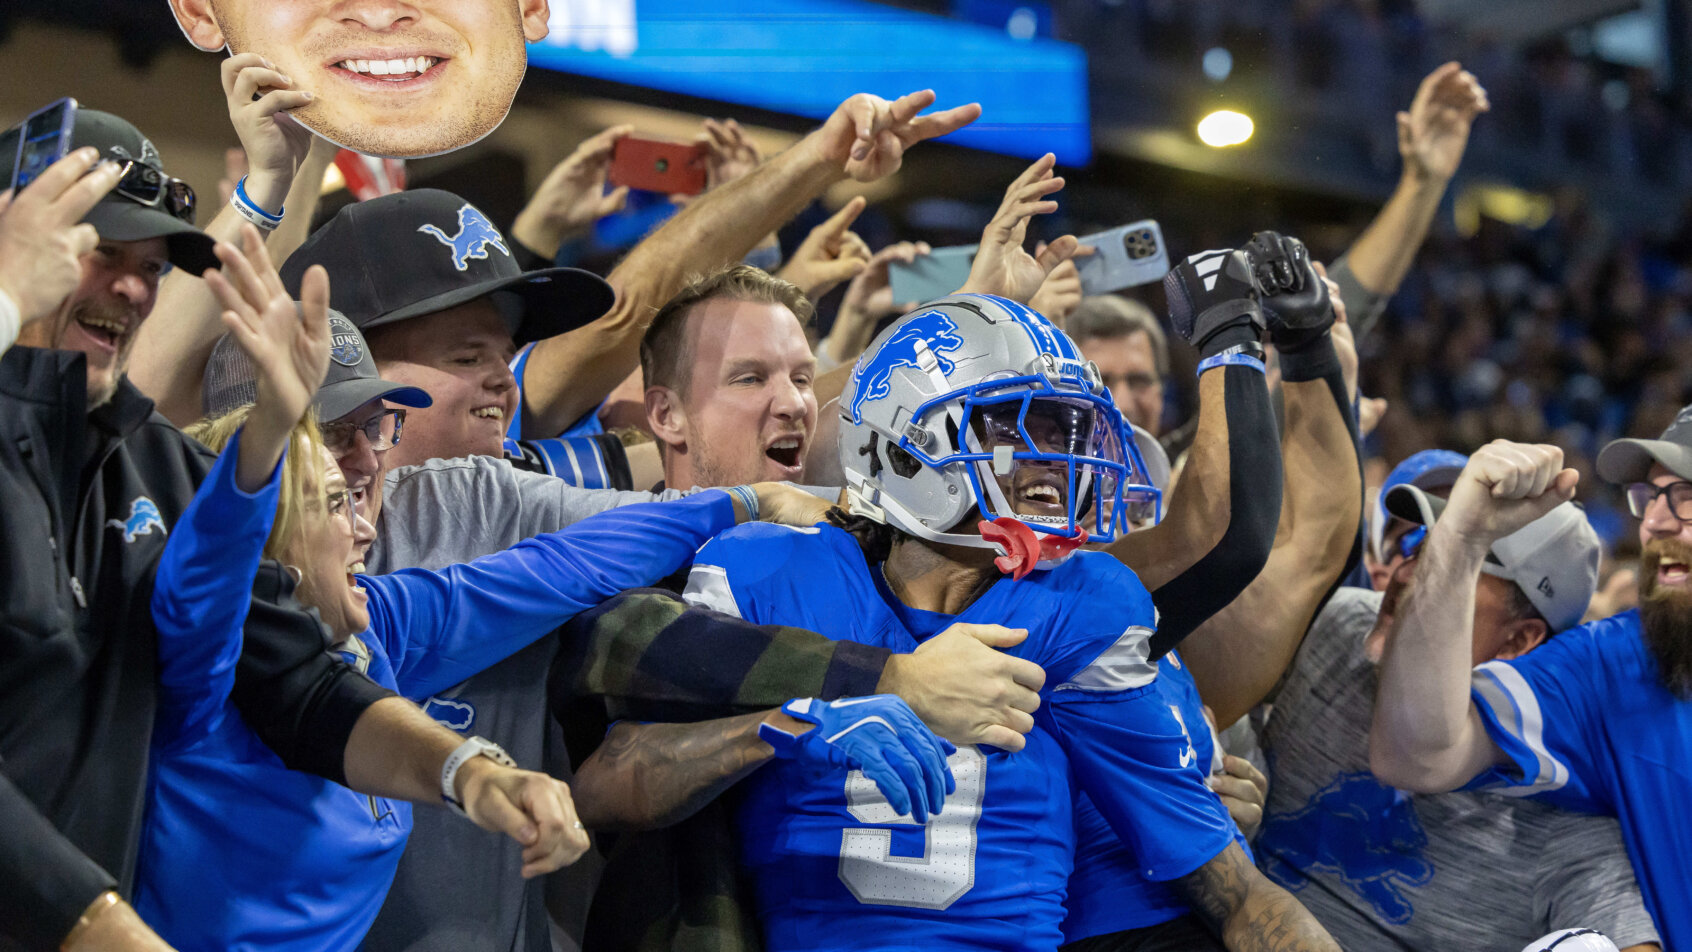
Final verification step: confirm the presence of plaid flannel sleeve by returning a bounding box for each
[555,587,892,724]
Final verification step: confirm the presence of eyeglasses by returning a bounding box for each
[325,488,356,519]
[104,148,196,224]
[322,408,406,455]
[1395,524,1428,561]
[1626,480,1692,521]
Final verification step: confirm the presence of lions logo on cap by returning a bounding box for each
[328,314,364,368]
[417,204,510,271]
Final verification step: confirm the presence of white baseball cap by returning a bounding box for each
[1384,486,1600,632]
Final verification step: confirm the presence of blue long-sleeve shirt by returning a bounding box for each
[137,433,737,952]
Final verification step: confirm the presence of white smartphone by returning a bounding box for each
[1076,220,1168,296]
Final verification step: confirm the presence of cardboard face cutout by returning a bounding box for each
[171,0,545,159]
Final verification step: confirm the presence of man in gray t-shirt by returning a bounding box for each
[1257,584,1659,950]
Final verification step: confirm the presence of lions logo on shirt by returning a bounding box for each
[107,497,166,543]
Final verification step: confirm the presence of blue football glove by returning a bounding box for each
[760,696,957,823]
[1162,248,1266,356]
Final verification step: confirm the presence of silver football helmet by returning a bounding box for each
[837,294,1161,560]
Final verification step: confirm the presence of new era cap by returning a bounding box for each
[1384,485,1600,632]
[202,309,432,421]
[278,189,614,346]
[1597,403,1692,485]
[1370,449,1469,561]
[1,109,217,274]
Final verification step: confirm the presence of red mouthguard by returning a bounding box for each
[978,517,1087,581]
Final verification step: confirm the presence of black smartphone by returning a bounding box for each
[11,98,79,191]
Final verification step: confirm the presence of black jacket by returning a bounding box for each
[0,347,394,952]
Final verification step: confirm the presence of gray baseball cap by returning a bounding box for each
[1384,484,1601,633]
[201,309,432,422]
[1597,404,1692,485]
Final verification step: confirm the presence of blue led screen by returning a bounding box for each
[528,0,1091,164]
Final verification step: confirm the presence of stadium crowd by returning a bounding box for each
[3,26,1691,952]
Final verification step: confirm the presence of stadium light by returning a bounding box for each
[1197,110,1253,147]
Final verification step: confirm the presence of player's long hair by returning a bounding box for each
[824,506,896,565]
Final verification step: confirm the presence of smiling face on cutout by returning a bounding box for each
[167,0,551,158]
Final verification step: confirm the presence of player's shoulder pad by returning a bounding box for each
[1048,550,1155,626]
[693,521,848,588]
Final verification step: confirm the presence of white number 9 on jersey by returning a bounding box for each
[838,745,986,910]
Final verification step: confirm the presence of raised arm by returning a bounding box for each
[1109,246,1282,657]
[518,90,981,435]
[1180,245,1363,726]
[1369,441,1574,792]
[1333,62,1488,336]
[130,53,314,423]
[0,148,120,356]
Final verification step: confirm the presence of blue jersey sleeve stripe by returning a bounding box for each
[1470,663,1572,796]
[588,439,610,489]
[1055,626,1157,692]
[558,438,587,487]
[683,564,744,618]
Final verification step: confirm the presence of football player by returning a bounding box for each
[667,293,1337,950]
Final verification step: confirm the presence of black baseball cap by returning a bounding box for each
[1,108,218,274]
[1598,404,1692,485]
[202,309,432,422]
[278,189,613,345]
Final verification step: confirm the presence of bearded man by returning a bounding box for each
[1369,419,1692,949]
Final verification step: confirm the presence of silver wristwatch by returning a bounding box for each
[439,735,516,817]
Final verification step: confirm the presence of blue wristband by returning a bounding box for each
[233,174,284,224]
[727,484,760,521]
[1197,351,1266,376]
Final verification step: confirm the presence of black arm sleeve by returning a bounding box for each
[232,562,396,786]
[552,588,892,769]
[0,772,116,952]
[1149,364,1282,659]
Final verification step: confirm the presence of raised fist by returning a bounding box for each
[1246,231,1333,352]
[1163,248,1265,355]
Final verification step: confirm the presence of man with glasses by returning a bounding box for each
[202,309,432,518]
[1372,422,1692,949]
[1362,450,1468,591]
[1246,453,1658,949]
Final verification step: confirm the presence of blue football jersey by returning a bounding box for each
[684,523,1233,952]
[1062,650,1249,942]
[1469,609,1692,949]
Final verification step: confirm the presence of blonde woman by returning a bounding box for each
[135,249,780,952]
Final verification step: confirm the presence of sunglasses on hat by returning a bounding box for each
[103,147,196,224]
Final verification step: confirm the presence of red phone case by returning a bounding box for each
[608,137,709,195]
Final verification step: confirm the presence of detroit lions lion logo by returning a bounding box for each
[327,314,364,367]
[424,697,476,732]
[848,311,966,425]
[1258,771,1434,924]
[417,204,510,271]
[106,497,166,544]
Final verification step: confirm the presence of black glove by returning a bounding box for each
[1245,231,1333,353]
[1163,249,1265,357]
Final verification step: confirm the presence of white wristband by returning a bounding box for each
[439,736,515,816]
[0,287,19,357]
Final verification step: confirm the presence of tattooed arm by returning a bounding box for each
[572,711,800,831]
[1176,843,1342,952]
